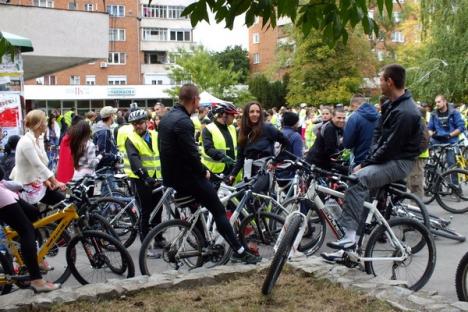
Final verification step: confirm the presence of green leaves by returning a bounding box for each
[182,0,394,46]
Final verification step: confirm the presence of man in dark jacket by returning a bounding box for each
[323,64,423,259]
[93,106,119,169]
[306,109,345,170]
[158,84,261,264]
[343,96,380,168]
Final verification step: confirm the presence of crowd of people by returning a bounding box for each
[0,63,467,292]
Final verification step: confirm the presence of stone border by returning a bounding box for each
[1,256,468,311]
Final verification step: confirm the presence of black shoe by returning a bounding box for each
[231,251,262,264]
[153,238,168,249]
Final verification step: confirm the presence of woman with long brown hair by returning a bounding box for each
[69,120,102,180]
[229,101,289,186]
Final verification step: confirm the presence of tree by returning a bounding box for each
[166,46,241,99]
[405,0,468,103]
[180,0,397,46]
[213,45,250,83]
[248,73,288,109]
[286,28,377,105]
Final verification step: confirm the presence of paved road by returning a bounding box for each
[48,200,466,302]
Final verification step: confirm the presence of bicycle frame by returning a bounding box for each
[1,204,79,271]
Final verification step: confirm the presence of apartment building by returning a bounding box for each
[7,0,195,113]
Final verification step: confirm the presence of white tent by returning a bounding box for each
[199,91,232,107]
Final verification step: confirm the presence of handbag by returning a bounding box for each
[19,181,47,205]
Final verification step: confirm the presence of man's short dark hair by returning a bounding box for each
[332,108,345,116]
[382,64,406,89]
[154,102,165,108]
[179,84,199,104]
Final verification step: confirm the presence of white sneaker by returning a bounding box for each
[321,249,346,262]
[327,237,356,250]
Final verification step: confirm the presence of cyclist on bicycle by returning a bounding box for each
[323,64,426,261]
[158,84,261,264]
[0,166,60,293]
[201,102,238,178]
[124,110,163,257]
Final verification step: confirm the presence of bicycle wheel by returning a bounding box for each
[94,198,139,248]
[238,212,285,260]
[261,213,303,295]
[364,218,436,291]
[281,197,326,256]
[435,168,468,213]
[66,230,135,285]
[139,219,205,275]
[0,251,14,295]
[456,251,468,301]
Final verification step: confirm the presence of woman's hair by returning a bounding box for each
[69,120,92,169]
[47,113,56,130]
[25,109,46,130]
[238,101,264,147]
[4,135,20,155]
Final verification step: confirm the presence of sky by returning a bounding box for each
[192,12,248,52]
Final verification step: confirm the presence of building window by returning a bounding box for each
[142,28,168,41]
[169,30,191,42]
[107,5,125,17]
[108,75,127,85]
[391,31,405,43]
[108,52,126,65]
[152,80,163,85]
[32,0,54,8]
[84,3,94,11]
[253,53,260,64]
[144,51,168,64]
[167,6,185,19]
[253,33,260,44]
[45,75,56,85]
[70,75,80,85]
[109,29,126,41]
[142,4,167,18]
[68,2,76,10]
[85,75,96,85]
[393,12,402,23]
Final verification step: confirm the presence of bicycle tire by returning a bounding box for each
[66,230,135,285]
[0,251,14,295]
[261,213,303,295]
[456,251,468,301]
[364,217,436,291]
[238,212,285,261]
[435,168,468,213]
[139,219,205,275]
[280,197,327,256]
[93,197,139,248]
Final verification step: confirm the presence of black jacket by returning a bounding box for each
[231,123,289,176]
[306,121,343,170]
[158,105,206,188]
[361,90,421,167]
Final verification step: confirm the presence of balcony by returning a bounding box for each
[140,41,194,52]
[141,64,170,74]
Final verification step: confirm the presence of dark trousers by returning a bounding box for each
[0,200,41,280]
[175,178,242,251]
[40,189,65,206]
[132,179,163,242]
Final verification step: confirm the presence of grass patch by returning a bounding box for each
[51,267,396,312]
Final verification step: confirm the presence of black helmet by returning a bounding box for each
[128,110,148,123]
[213,102,238,116]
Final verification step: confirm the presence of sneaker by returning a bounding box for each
[327,237,356,250]
[146,249,162,259]
[321,249,345,262]
[231,251,262,264]
[30,281,61,293]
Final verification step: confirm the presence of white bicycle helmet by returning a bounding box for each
[128,110,148,123]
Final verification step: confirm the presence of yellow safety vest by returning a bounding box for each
[116,124,134,154]
[124,130,161,179]
[201,123,237,173]
[191,116,202,133]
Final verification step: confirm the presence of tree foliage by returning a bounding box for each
[248,73,289,109]
[286,28,377,105]
[406,0,467,102]
[166,46,241,99]
[180,0,396,46]
[213,45,250,83]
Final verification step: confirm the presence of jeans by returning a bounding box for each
[446,148,459,185]
[339,159,414,233]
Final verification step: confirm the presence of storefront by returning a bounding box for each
[24,84,177,115]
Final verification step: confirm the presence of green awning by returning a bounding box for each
[0,31,33,52]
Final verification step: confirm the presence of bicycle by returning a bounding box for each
[0,182,135,294]
[455,250,468,301]
[262,161,436,295]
